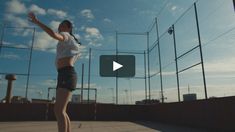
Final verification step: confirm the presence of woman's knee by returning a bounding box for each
[54,110,66,119]
[54,105,65,117]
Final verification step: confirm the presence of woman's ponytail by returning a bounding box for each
[62,20,81,45]
[70,31,81,45]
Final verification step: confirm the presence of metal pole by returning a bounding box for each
[88,48,91,103]
[25,28,35,98]
[47,88,50,100]
[0,24,5,55]
[115,31,118,104]
[95,89,97,103]
[172,25,181,102]
[112,88,115,104]
[155,17,164,103]
[94,89,97,120]
[144,51,147,101]
[194,3,208,99]
[147,32,151,100]
[81,63,84,103]
[0,75,2,93]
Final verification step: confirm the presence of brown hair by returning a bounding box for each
[61,20,81,45]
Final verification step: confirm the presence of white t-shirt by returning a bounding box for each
[56,32,81,62]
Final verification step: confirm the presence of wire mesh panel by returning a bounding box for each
[174,7,198,57]
[1,1,234,104]
[90,49,116,104]
[178,65,205,100]
[47,87,97,103]
[148,21,162,101]
[158,32,177,102]
[197,0,235,98]
[117,33,147,51]
[174,5,206,101]
[148,22,158,45]
[117,52,146,104]
[0,26,35,100]
[0,27,34,74]
[0,48,30,74]
[116,33,147,104]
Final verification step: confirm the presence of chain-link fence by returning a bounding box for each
[1,1,235,104]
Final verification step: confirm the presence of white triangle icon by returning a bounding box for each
[113,61,123,71]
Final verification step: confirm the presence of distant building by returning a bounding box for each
[31,99,52,103]
[183,93,197,101]
[71,94,81,103]
[82,100,96,104]
[1,96,30,103]
[135,99,160,105]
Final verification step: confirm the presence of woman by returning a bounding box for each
[28,12,81,132]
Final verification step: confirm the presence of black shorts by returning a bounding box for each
[56,66,77,91]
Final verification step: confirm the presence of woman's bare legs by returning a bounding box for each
[66,113,72,132]
[54,88,72,132]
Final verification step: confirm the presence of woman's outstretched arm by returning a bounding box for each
[28,12,64,41]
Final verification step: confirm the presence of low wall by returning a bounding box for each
[0,96,235,131]
[0,103,47,121]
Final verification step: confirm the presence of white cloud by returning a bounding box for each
[5,14,29,27]
[6,0,27,14]
[2,41,29,49]
[81,9,95,20]
[84,27,103,47]
[160,84,235,102]
[77,83,100,89]
[79,25,86,31]
[146,69,175,77]
[34,31,57,52]
[171,6,177,11]
[103,18,112,23]
[47,9,67,19]
[138,10,156,16]
[85,27,102,38]
[204,59,235,73]
[160,57,235,77]
[166,2,184,16]
[129,84,235,103]
[75,45,88,59]
[49,20,60,31]
[4,13,33,36]
[29,4,46,15]
[0,53,20,60]
[41,79,57,87]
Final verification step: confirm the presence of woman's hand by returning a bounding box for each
[27,12,64,41]
[28,12,39,24]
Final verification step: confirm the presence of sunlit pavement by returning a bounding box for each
[0,121,207,132]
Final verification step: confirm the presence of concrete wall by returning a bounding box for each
[0,96,235,131]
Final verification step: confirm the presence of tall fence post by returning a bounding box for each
[115,31,118,104]
[81,63,84,103]
[155,17,164,103]
[194,2,208,99]
[170,25,181,102]
[144,51,148,101]
[88,48,91,103]
[147,32,151,100]
[25,27,35,98]
[0,24,5,55]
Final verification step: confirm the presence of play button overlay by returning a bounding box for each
[100,55,135,77]
[113,61,123,71]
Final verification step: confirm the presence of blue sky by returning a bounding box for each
[0,0,235,104]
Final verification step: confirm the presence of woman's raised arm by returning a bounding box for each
[28,12,64,41]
